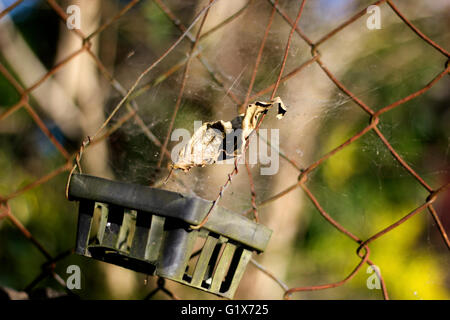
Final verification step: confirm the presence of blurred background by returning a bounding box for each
[0,0,449,299]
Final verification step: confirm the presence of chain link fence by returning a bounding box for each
[0,0,449,299]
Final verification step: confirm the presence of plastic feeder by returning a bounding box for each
[68,174,272,298]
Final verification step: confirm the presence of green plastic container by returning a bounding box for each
[68,174,272,298]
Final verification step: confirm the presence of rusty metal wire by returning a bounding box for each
[0,0,449,300]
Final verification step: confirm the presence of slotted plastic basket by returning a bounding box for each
[68,174,272,298]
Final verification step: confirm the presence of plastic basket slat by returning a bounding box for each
[210,243,236,292]
[145,215,165,262]
[191,235,218,287]
[75,200,94,255]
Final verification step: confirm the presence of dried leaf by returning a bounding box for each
[172,97,287,172]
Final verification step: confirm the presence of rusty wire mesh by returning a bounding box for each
[0,0,449,300]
